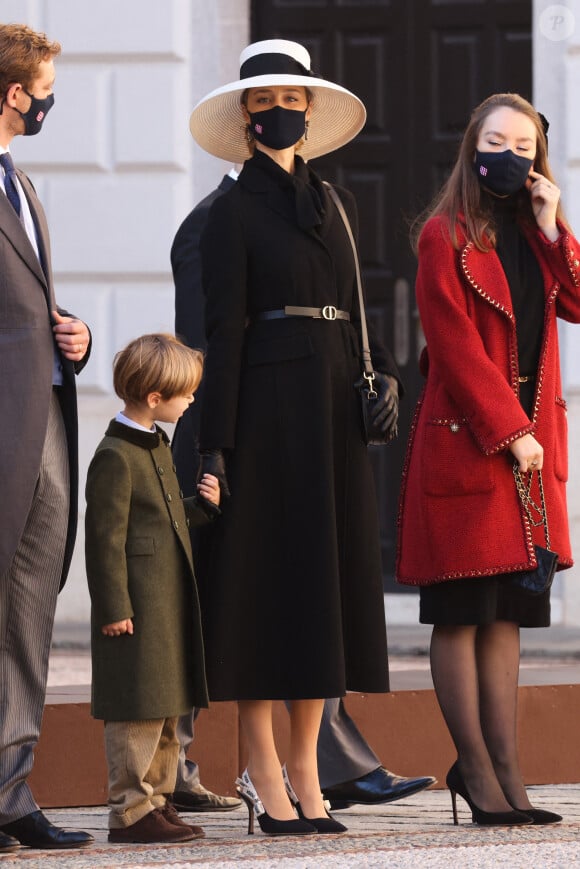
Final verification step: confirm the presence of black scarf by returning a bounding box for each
[252,149,325,231]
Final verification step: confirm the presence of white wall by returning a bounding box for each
[6,0,579,624]
[5,0,249,621]
[534,0,580,624]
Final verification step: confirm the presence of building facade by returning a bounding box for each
[5,0,579,624]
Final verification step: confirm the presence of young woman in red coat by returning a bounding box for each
[397,93,580,826]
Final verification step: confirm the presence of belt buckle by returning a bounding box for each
[322,305,337,320]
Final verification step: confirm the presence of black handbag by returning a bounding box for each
[512,464,558,594]
[324,183,397,446]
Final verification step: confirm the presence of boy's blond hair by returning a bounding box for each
[113,333,203,403]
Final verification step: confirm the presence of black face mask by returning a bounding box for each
[18,90,55,136]
[474,149,533,197]
[248,105,307,151]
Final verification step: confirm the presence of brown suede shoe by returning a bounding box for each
[162,802,205,838]
[108,808,195,843]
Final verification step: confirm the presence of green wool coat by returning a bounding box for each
[85,420,215,720]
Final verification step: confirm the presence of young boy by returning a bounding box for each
[85,333,219,844]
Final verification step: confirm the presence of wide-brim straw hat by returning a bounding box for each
[189,39,366,163]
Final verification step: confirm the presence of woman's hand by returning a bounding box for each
[526,170,560,242]
[509,433,543,472]
[197,473,221,506]
[102,618,134,637]
[198,450,230,498]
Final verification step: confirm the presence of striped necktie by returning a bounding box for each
[0,152,21,216]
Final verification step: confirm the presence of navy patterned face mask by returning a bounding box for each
[474,148,533,196]
[249,105,307,151]
[18,90,55,136]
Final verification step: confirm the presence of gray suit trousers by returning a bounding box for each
[0,391,69,824]
[175,710,201,791]
[316,698,380,789]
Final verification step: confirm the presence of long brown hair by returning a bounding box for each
[411,93,567,253]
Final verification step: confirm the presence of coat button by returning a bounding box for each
[179,490,184,499]
[166,493,172,502]
[157,466,164,475]
[186,518,190,527]
[450,423,460,433]
[173,520,179,530]
[172,464,177,472]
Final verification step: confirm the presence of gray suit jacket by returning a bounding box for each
[0,169,89,587]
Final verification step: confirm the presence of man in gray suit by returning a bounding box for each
[170,172,435,813]
[0,24,93,852]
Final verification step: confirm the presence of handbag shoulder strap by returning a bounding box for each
[323,182,374,377]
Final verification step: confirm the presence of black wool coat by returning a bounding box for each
[198,151,397,701]
[171,173,236,497]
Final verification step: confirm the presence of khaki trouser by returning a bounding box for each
[104,717,179,828]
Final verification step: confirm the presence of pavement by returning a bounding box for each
[15,622,576,867]
[1,786,579,868]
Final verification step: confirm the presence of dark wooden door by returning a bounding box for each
[252,0,532,591]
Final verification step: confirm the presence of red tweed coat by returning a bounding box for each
[397,215,580,586]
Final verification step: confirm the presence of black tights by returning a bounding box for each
[430,621,532,811]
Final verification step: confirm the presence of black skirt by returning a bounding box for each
[419,572,550,627]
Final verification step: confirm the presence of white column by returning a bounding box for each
[534,0,580,624]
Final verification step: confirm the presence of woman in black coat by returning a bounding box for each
[189,39,400,837]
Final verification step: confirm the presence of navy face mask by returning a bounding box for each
[248,105,307,151]
[474,148,533,196]
[18,90,55,135]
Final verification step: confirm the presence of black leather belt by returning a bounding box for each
[253,305,350,322]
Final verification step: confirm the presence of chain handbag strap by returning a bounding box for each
[512,463,551,550]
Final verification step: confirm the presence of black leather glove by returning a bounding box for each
[368,372,399,436]
[197,449,231,499]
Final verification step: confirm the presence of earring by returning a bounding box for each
[304,120,309,141]
[245,124,254,144]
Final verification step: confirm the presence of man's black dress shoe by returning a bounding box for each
[322,766,437,809]
[171,785,242,813]
[0,810,94,849]
[0,831,19,853]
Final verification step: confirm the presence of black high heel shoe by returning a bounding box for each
[446,763,533,827]
[511,806,562,825]
[282,765,347,834]
[235,769,316,837]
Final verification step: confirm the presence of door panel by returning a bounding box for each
[252,0,532,590]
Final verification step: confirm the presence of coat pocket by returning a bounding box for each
[422,418,495,496]
[247,333,314,366]
[125,536,155,556]
[553,396,568,482]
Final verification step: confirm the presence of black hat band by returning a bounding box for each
[240,52,314,79]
